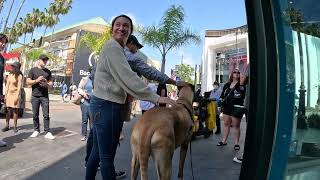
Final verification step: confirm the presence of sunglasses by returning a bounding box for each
[233,72,240,74]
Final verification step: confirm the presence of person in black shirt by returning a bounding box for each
[0,33,8,147]
[217,69,246,151]
[26,54,55,140]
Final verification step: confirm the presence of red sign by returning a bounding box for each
[1,53,21,72]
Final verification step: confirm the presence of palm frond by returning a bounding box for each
[78,27,111,54]
[139,25,163,53]
[166,28,201,53]
[138,5,201,72]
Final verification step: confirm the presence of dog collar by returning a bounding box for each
[178,102,194,122]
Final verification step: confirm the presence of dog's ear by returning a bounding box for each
[177,83,195,92]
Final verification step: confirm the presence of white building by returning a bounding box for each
[201,25,249,93]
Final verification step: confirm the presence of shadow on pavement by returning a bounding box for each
[24,146,88,180]
[0,132,32,153]
[19,111,34,119]
[17,124,34,131]
[19,119,244,180]
[51,127,67,136]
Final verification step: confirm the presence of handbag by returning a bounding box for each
[71,93,82,105]
[72,77,89,105]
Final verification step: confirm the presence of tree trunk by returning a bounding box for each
[3,0,15,32]
[30,31,34,42]
[11,0,26,27]
[43,26,48,36]
[49,15,58,44]
[49,24,56,44]
[8,0,26,40]
[161,53,166,73]
[23,33,26,43]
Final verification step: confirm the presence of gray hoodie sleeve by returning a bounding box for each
[125,48,169,84]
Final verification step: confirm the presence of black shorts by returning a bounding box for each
[222,105,246,119]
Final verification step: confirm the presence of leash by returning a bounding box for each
[189,140,195,180]
[177,101,195,180]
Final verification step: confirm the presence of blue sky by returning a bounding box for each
[1,0,247,74]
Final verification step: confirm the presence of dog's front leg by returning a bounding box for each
[178,143,189,180]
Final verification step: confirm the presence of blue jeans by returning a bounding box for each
[85,96,124,180]
[80,102,92,137]
[85,129,93,164]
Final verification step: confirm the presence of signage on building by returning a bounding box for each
[72,45,96,86]
[71,31,98,86]
[2,53,21,74]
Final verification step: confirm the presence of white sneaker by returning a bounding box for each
[44,132,55,140]
[30,131,40,138]
[0,140,6,147]
[233,156,243,164]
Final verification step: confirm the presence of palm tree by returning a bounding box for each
[29,8,42,42]
[79,27,112,55]
[138,5,201,72]
[56,0,73,15]
[19,16,32,43]
[43,8,58,36]
[8,26,19,44]
[8,0,27,41]
[2,0,15,32]
[11,0,26,30]
[49,0,72,41]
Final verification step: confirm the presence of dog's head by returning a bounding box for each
[177,83,195,104]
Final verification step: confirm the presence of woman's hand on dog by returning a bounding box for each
[157,97,176,106]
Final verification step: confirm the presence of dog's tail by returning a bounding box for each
[138,127,154,179]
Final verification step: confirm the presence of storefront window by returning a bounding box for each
[276,0,320,179]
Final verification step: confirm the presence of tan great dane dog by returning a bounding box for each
[131,84,194,180]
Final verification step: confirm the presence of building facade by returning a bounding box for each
[201,25,249,93]
[38,17,109,89]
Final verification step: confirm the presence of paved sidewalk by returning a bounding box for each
[0,103,246,180]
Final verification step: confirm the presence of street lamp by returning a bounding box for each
[216,53,225,83]
[235,29,241,69]
[288,0,308,129]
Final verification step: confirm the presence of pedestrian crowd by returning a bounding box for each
[0,14,249,180]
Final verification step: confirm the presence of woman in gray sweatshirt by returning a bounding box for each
[85,15,175,180]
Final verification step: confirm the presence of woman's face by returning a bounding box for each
[112,17,132,46]
[232,70,240,80]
